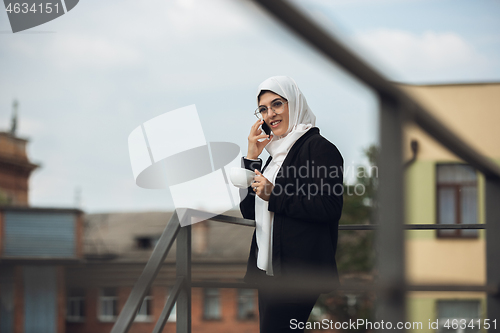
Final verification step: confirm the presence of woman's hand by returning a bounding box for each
[252,170,274,201]
[247,119,273,160]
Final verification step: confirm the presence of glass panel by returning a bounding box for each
[105,301,112,316]
[101,298,117,318]
[439,300,479,317]
[437,165,454,183]
[67,289,86,320]
[437,300,480,333]
[461,186,478,236]
[68,300,74,317]
[437,165,476,184]
[237,289,255,320]
[204,288,220,319]
[455,165,477,183]
[439,187,456,224]
[135,290,152,319]
[137,300,147,316]
[71,301,77,315]
[102,301,108,316]
[439,187,456,236]
[137,296,153,317]
[79,299,85,317]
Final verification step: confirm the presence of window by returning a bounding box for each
[237,289,255,320]
[203,288,221,320]
[436,164,478,237]
[437,300,481,333]
[135,289,153,322]
[66,288,85,322]
[99,288,118,322]
[136,236,161,249]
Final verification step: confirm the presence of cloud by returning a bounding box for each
[351,29,489,81]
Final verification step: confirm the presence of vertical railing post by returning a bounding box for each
[176,213,192,333]
[486,177,500,319]
[376,95,406,329]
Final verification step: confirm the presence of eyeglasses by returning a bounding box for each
[254,99,288,120]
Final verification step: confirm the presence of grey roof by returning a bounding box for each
[83,210,254,263]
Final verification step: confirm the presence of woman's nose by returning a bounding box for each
[265,108,276,118]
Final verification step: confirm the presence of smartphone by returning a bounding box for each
[261,121,271,136]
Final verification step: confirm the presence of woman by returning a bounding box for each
[239,76,343,332]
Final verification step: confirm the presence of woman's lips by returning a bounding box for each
[270,120,282,128]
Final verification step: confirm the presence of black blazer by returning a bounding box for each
[239,127,343,293]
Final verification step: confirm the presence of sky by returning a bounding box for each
[0,0,499,213]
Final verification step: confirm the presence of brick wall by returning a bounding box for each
[191,288,258,333]
[66,286,259,333]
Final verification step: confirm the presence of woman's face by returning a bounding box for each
[258,91,289,137]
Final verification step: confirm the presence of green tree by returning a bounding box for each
[310,145,378,333]
[0,189,11,205]
[337,144,378,273]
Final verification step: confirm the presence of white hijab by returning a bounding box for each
[254,76,316,275]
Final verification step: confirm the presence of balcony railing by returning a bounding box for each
[111,0,500,332]
[109,209,496,333]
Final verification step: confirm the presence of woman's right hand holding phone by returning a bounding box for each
[247,119,273,160]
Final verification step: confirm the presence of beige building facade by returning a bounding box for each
[400,82,500,331]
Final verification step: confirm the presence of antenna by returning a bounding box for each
[10,99,18,136]
[74,186,82,208]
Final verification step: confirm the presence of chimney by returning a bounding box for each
[192,220,209,255]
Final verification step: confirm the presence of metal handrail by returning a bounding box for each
[180,211,488,230]
[111,208,494,333]
[190,281,499,295]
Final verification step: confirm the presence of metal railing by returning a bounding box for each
[110,209,497,333]
[111,0,500,332]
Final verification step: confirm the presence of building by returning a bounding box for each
[0,115,84,333]
[0,129,39,206]
[401,82,500,330]
[0,206,83,333]
[1,207,258,333]
[67,210,258,333]
[0,106,258,333]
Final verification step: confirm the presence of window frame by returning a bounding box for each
[66,293,85,323]
[435,163,478,239]
[203,288,221,321]
[236,288,256,321]
[166,287,177,322]
[134,294,153,322]
[436,299,481,333]
[98,288,118,322]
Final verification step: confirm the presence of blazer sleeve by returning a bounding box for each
[267,138,344,224]
[238,157,262,220]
